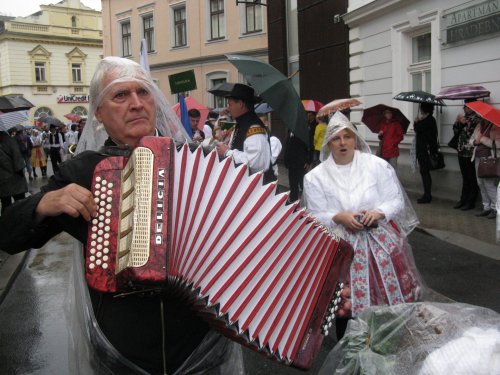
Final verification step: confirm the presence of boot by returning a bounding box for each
[417,195,432,204]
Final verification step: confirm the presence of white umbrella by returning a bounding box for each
[0,110,29,132]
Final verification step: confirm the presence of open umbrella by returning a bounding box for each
[465,101,500,127]
[0,110,30,132]
[208,82,239,98]
[317,98,361,118]
[436,85,490,100]
[39,116,65,127]
[64,113,82,122]
[171,95,209,131]
[254,102,273,115]
[393,91,445,106]
[0,95,34,113]
[302,99,324,113]
[226,54,309,145]
[361,104,410,134]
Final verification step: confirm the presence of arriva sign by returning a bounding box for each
[443,0,500,44]
[57,95,90,103]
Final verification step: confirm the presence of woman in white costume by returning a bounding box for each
[302,112,424,318]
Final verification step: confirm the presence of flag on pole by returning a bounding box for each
[179,95,192,137]
[140,39,150,72]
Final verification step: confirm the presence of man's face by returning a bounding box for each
[95,76,156,148]
[189,115,200,131]
[227,98,247,119]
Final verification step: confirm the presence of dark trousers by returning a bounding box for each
[49,147,62,173]
[418,157,432,198]
[458,156,479,205]
[288,167,306,202]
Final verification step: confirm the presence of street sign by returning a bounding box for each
[168,70,197,94]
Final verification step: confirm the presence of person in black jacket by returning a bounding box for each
[0,57,239,375]
[0,131,28,213]
[414,103,439,203]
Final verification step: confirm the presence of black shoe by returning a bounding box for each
[487,210,497,219]
[460,204,475,211]
[417,196,432,204]
[475,209,492,217]
[453,201,464,209]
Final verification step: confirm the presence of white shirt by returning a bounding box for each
[226,126,272,174]
[303,150,404,228]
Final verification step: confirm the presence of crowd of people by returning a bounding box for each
[0,54,498,374]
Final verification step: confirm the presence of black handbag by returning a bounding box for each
[447,133,459,150]
[477,140,500,178]
[429,151,445,170]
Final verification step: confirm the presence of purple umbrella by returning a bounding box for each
[436,85,490,100]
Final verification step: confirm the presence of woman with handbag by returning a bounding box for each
[471,120,500,219]
[414,103,438,203]
[452,102,480,211]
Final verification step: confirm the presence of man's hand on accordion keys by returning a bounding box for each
[36,183,97,222]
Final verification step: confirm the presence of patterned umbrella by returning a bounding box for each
[254,102,273,114]
[436,85,490,100]
[302,99,324,113]
[39,116,65,127]
[393,91,445,106]
[317,98,361,118]
[0,110,30,132]
[465,101,500,127]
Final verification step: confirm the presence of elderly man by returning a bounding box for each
[0,56,239,374]
[215,83,274,183]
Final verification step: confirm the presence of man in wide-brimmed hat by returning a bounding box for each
[215,83,275,183]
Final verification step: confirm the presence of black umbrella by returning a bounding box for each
[40,116,65,127]
[208,82,237,97]
[0,95,34,113]
[393,91,445,106]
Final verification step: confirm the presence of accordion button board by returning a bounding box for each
[85,136,354,370]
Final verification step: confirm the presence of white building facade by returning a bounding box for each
[343,0,500,199]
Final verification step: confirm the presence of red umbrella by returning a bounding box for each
[361,104,410,134]
[466,101,500,127]
[64,113,82,122]
[301,99,324,113]
[317,98,361,117]
[172,96,209,130]
[436,85,490,100]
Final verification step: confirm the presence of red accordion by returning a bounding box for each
[85,137,353,369]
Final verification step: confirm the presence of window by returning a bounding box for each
[245,3,262,34]
[34,107,53,119]
[121,21,132,57]
[210,0,225,40]
[412,33,431,63]
[71,106,88,117]
[409,32,432,115]
[71,16,77,28]
[210,78,227,108]
[174,7,187,47]
[35,62,46,82]
[72,63,82,82]
[143,14,155,52]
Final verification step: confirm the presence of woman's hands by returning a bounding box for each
[333,210,385,231]
[36,183,97,222]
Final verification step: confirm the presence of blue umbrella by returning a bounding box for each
[179,95,192,138]
[254,102,273,115]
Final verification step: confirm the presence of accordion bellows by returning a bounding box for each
[85,137,353,369]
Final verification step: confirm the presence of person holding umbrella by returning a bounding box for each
[215,83,274,183]
[377,108,404,168]
[414,103,439,203]
[451,100,480,211]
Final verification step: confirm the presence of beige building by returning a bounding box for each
[101,0,268,108]
[0,0,102,125]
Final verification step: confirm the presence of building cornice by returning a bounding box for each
[151,48,268,70]
[0,33,102,47]
[343,0,407,27]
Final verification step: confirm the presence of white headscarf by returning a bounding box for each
[319,111,371,162]
[76,56,189,154]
